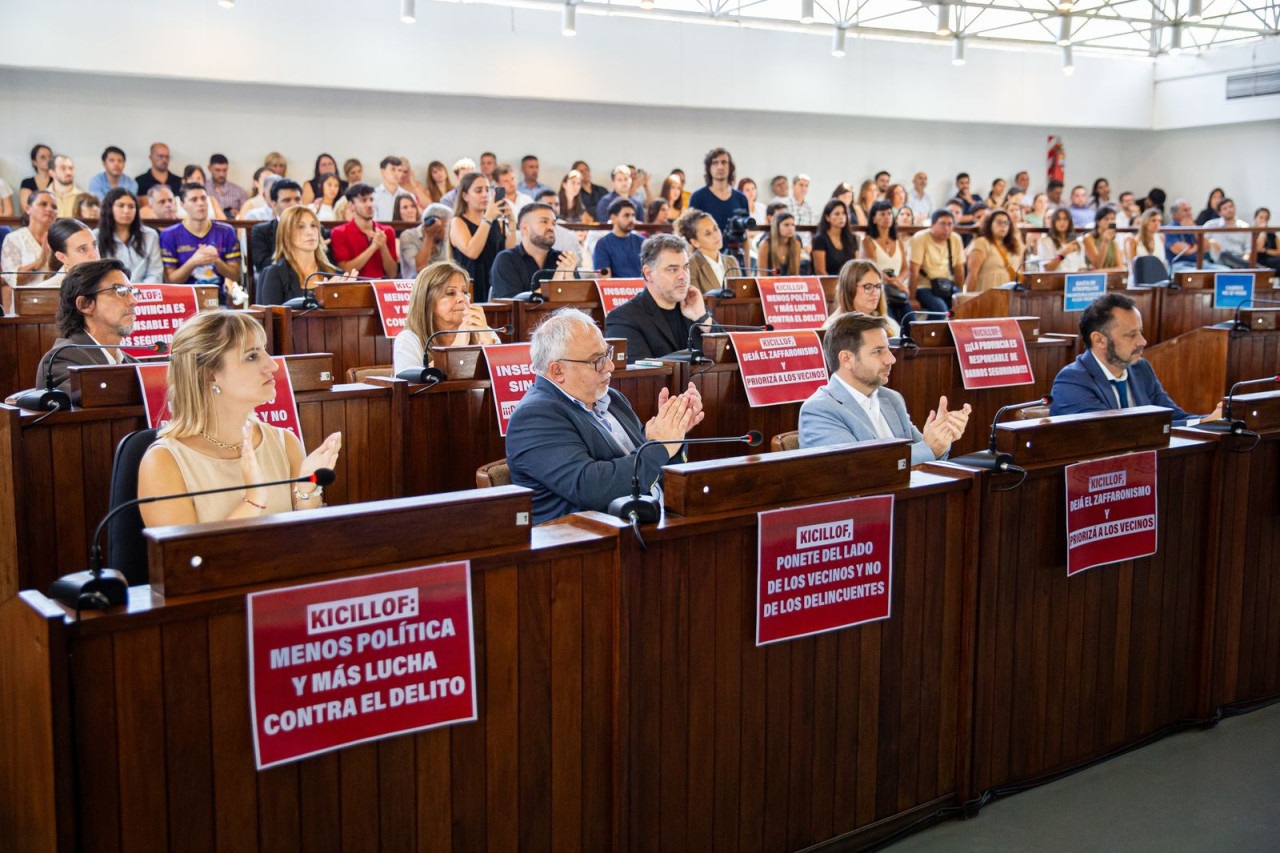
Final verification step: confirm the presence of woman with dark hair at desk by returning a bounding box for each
[257,206,344,305]
[98,188,163,284]
[137,310,342,525]
[811,198,859,276]
[392,260,501,375]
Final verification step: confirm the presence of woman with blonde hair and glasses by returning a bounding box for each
[257,205,345,305]
[823,259,900,337]
[137,310,342,525]
[393,260,501,375]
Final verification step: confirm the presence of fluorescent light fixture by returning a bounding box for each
[952,35,966,65]
[1062,43,1075,74]
[832,26,846,56]
[801,0,814,24]
[562,1,577,35]
[935,2,951,36]
[1057,13,1071,46]
[1187,0,1202,22]
[401,0,416,23]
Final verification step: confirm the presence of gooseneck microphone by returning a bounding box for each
[1196,374,1279,437]
[949,395,1052,476]
[608,431,763,530]
[684,321,773,364]
[394,325,514,384]
[52,468,338,611]
[17,341,169,412]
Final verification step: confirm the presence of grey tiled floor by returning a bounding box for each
[890,702,1280,852]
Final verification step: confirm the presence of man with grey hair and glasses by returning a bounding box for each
[506,307,705,524]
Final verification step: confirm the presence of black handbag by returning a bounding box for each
[929,238,958,298]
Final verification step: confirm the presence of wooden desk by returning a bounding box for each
[598,443,978,850]
[960,409,1217,794]
[1017,270,1127,291]
[0,489,623,852]
[265,283,513,377]
[0,354,400,599]
[1172,267,1275,291]
[886,333,1078,456]
[1180,392,1280,711]
[0,287,254,402]
[954,287,1158,341]
[1143,321,1280,415]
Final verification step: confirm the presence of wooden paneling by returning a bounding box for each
[954,289,1159,341]
[614,469,977,850]
[0,317,60,401]
[969,439,1217,793]
[1151,289,1237,342]
[5,519,621,852]
[1144,326,1280,416]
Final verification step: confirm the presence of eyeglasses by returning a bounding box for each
[90,284,141,299]
[559,345,615,372]
[860,284,883,294]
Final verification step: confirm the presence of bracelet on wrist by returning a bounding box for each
[294,485,323,501]
[243,497,266,510]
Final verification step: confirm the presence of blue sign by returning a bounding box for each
[1213,273,1253,311]
[1064,273,1107,312]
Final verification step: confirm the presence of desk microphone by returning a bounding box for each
[53,467,338,611]
[684,322,772,364]
[394,325,513,384]
[1230,297,1280,334]
[16,341,169,412]
[949,395,1052,475]
[1195,374,1278,437]
[608,431,763,529]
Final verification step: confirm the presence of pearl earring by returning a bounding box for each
[212,385,222,395]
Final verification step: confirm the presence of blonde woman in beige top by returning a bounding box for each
[137,310,342,526]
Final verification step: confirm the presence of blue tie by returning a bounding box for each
[1111,379,1129,408]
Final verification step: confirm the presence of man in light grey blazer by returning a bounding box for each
[799,312,971,465]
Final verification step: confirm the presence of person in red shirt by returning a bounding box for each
[329,182,398,278]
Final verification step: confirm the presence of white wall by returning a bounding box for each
[1153,40,1280,130]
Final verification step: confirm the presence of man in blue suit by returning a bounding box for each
[1050,292,1222,426]
[799,312,971,464]
[506,307,706,524]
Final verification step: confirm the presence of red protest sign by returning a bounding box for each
[947,318,1034,389]
[729,330,828,407]
[484,342,534,436]
[119,284,199,358]
[135,357,304,443]
[1064,451,1158,577]
[594,278,646,314]
[757,495,894,646]
[247,560,477,769]
[756,277,828,330]
[371,280,416,337]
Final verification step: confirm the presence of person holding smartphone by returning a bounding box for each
[450,171,516,301]
[1083,205,1123,270]
[1039,207,1087,272]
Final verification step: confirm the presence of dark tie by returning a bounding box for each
[1111,379,1129,408]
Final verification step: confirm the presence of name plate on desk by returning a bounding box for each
[993,406,1171,467]
[1064,273,1107,311]
[756,495,894,645]
[371,279,415,336]
[1212,272,1253,310]
[594,278,645,314]
[947,318,1034,389]
[1064,451,1158,576]
[663,439,911,517]
[756,277,828,330]
[729,330,827,407]
[484,342,534,436]
[118,284,201,356]
[247,560,478,768]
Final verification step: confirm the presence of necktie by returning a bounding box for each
[1111,379,1129,408]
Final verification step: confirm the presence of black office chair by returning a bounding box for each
[106,428,159,586]
[1132,255,1173,287]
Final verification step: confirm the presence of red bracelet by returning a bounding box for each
[1057,254,1065,261]
[243,497,266,510]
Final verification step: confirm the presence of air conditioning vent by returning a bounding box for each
[1226,69,1280,99]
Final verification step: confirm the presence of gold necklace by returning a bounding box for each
[201,432,243,452]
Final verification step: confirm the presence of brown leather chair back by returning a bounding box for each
[476,458,510,488]
[771,431,800,452]
[346,365,394,383]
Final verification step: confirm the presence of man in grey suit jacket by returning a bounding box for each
[799,312,970,465]
[33,258,140,393]
[506,307,705,524]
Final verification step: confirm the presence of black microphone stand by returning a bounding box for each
[949,395,1053,488]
